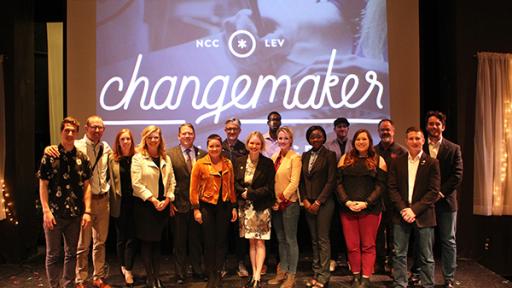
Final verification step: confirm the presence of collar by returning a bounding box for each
[83,135,101,147]
[58,143,76,155]
[378,141,394,151]
[428,136,443,146]
[408,150,423,161]
[180,144,193,153]
[336,138,347,145]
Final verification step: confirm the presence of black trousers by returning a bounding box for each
[173,210,204,277]
[201,201,231,275]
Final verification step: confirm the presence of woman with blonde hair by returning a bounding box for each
[235,131,275,288]
[268,126,301,288]
[131,125,176,288]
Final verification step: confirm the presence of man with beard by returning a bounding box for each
[374,119,406,274]
[325,117,351,162]
[423,111,463,288]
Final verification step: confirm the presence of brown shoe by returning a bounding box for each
[92,278,112,288]
[280,273,296,288]
[268,270,287,285]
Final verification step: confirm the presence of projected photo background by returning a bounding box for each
[97,0,389,151]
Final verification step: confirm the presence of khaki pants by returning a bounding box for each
[76,195,110,283]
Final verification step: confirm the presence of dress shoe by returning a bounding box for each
[192,272,208,282]
[92,278,112,288]
[238,262,250,277]
[244,276,254,288]
[445,279,455,288]
[408,274,421,287]
[351,274,361,288]
[176,276,185,285]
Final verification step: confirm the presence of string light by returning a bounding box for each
[1,179,18,225]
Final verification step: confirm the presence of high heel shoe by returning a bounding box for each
[252,279,261,288]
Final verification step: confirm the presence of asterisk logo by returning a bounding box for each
[228,30,256,58]
[237,39,248,49]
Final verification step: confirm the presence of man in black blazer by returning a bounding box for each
[424,111,463,288]
[168,123,207,284]
[388,127,440,288]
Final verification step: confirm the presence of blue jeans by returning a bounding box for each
[393,222,435,288]
[272,202,300,273]
[437,210,457,281]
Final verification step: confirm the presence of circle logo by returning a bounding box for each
[228,30,256,58]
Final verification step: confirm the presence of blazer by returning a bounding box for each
[168,145,207,213]
[189,154,237,209]
[325,137,352,162]
[387,152,441,228]
[107,155,130,218]
[131,152,176,202]
[423,138,463,212]
[300,146,337,204]
[271,150,301,203]
[234,154,276,211]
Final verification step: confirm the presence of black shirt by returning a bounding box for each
[38,144,92,218]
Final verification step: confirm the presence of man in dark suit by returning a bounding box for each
[168,123,207,284]
[424,111,463,288]
[388,127,440,288]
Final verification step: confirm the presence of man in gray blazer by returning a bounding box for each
[325,117,351,162]
[168,123,207,284]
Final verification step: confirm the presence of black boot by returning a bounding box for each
[360,277,371,288]
[351,274,361,288]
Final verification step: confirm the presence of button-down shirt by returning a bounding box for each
[308,149,320,173]
[407,151,423,203]
[75,135,111,195]
[180,145,197,166]
[37,145,92,218]
[263,132,280,158]
[428,137,442,159]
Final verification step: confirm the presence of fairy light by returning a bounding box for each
[494,98,512,213]
[1,179,18,225]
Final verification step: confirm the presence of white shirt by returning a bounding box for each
[75,135,111,195]
[428,137,442,159]
[407,151,423,204]
[263,132,280,158]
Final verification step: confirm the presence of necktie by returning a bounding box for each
[185,148,193,172]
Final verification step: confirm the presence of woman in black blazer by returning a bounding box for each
[235,131,276,288]
[300,126,337,288]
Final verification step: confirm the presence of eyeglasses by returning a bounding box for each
[88,125,104,131]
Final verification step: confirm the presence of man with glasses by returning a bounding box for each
[221,118,250,277]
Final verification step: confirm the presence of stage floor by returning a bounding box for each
[0,252,510,288]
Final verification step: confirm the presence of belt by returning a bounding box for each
[91,193,108,199]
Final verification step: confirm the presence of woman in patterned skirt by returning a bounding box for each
[235,131,276,288]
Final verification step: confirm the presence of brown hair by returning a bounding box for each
[113,128,135,161]
[341,129,378,170]
[60,116,80,132]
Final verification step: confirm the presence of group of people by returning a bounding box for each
[38,111,462,288]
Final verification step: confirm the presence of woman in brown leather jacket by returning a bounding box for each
[190,134,237,288]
